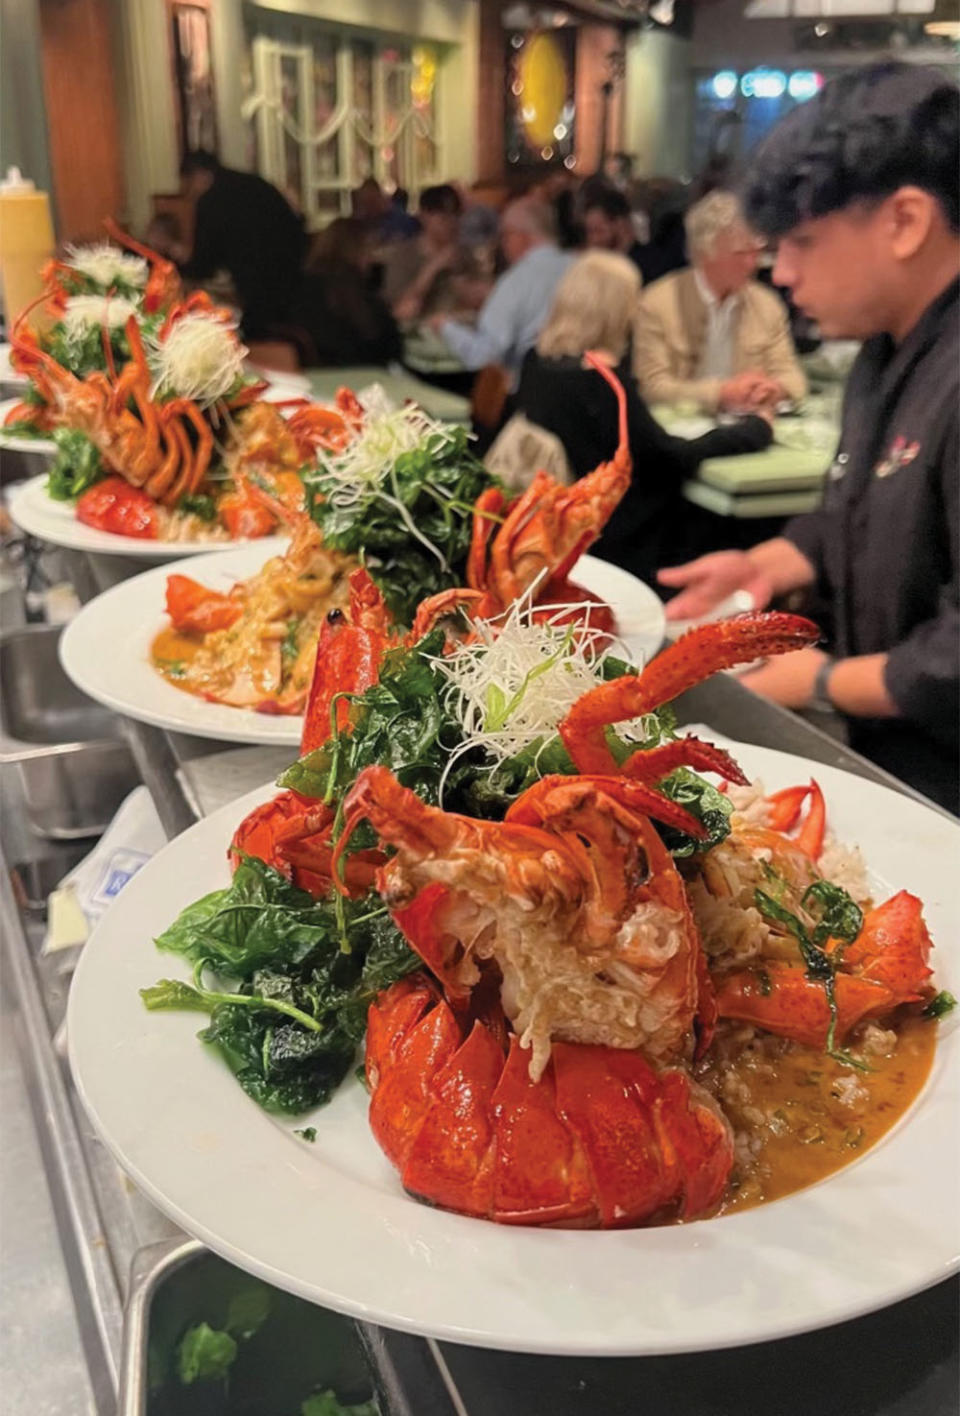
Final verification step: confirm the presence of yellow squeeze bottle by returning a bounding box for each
[0,167,55,331]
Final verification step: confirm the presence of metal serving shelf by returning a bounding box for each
[0,540,956,1415]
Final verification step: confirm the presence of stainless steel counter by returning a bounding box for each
[0,540,956,1415]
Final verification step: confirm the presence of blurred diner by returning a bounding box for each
[295,218,401,368]
[509,251,772,585]
[178,149,306,340]
[383,184,483,323]
[428,198,571,387]
[635,189,807,414]
[582,187,646,276]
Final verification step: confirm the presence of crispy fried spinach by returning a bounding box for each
[656,767,734,859]
[280,633,726,850]
[46,428,106,501]
[143,857,419,1114]
[922,990,956,1020]
[307,426,495,626]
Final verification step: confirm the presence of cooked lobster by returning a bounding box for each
[346,766,735,1227]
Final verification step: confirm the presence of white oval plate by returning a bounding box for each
[59,550,666,746]
[7,473,288,561]
[67,746,959,1354]
[60,543,306,745]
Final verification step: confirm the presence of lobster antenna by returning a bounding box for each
[11,288,50,339]
[102,216,163,268]
[583,350,628,454]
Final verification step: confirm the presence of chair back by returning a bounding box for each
[484,412,573,492]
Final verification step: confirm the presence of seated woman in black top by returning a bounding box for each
[514,251,772,586]
[292,218,401,368]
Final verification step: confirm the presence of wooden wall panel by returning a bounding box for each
[476,0,505,183]
[37,0,125,243]
[575,24,625,176]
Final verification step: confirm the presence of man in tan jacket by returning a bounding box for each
[634,190,806,412]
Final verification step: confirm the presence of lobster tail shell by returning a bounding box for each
[366,974,734,1228]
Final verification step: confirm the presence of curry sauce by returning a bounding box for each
[152,626,205,688]
[702,1015,937,1214]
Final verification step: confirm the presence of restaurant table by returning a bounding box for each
[654,403,838,520]
[307,362,470,423]
[0,543,956,1414]
[401,324,469,379]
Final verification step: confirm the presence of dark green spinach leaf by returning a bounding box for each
[46,428,105,501]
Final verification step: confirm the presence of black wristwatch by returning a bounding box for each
[810,656,836,713]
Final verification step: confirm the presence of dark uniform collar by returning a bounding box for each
[863,275,959,387]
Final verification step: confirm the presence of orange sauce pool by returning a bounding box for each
[703,1016,936,1214]
[151,627,206,695]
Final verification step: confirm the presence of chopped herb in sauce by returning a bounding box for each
[754,883,868,1071]
[922,990,956,1020]
[282,617,302,664]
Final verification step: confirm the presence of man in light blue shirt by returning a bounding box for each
[429,198,573,388]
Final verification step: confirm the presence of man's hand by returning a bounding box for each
[740,646,828,709]
[719,371,784,411]
[658,551,774,621]
[659,538,817,621]
[424,312,449,336]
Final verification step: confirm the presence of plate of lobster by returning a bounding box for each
[7,472,294,559]
[59,542,666,745]
[68,608,959,1355]
[2,222,355,555]
[59,355,668,741]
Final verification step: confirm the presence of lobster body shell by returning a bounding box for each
[366,973,734,1228]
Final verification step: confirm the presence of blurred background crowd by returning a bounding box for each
[1,1,957,808]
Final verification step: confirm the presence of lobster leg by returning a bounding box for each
[466,486,507,598]
[506,772,706,840]
[559,613,820,776]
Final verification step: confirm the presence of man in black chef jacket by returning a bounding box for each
[179,150,306,339]
[659,63,960,813]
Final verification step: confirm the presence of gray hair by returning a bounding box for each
[684,190,750,259]
[501,196,556,242]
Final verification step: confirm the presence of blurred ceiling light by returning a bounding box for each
[741,68,788,98]
[711,70,739,99]
[787,69,824,99]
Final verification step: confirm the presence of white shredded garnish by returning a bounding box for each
[65,242,148,290]
[148,312,247,406]
[307,401,460,569]
[61,294,138,340]
[427,595,655,802]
